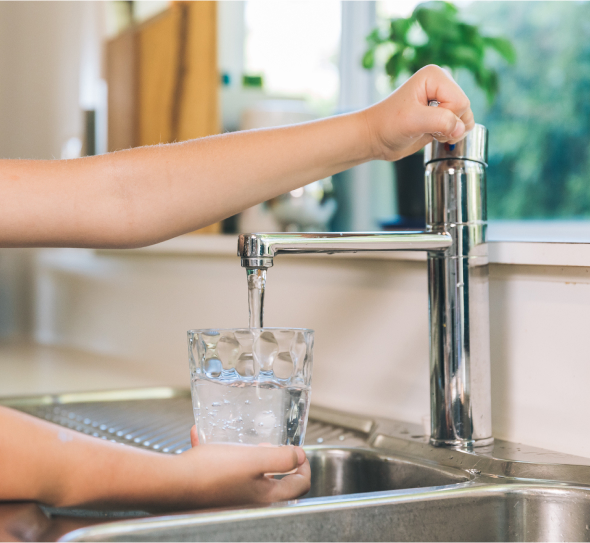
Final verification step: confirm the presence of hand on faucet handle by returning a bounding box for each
[363,64,475,162]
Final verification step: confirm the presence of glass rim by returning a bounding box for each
[188,327,314,334]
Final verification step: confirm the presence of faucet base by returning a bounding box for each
[430,436,495,449]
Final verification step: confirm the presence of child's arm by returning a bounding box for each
[0,406,310,510]
[0,65,472,249]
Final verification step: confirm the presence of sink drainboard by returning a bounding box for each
[5,389,369,453]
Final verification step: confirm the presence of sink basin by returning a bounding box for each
[56,447,473,542]
[60,483,590,542]
[6,390,590,542]
[303,446,469,498]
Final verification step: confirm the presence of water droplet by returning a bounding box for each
[317,438,324,443]
[211,401,222,406]
[244,400,250,404]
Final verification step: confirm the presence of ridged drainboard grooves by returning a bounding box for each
[18,398,195,454]
[9,391,368,452]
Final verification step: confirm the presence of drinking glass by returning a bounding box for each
[188,328,314,446]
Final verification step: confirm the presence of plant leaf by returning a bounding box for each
[362,0,515,95]
[366,28,384,47]
[449,44,484,68]
[483,36,517,64]
[389,16,413,43]
[458,22,483,48]
[414,1,458,18]
[362,49,375,70]
[385,50,406,81]
[416,8,462,42]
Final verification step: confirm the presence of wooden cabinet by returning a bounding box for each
[106,2,220,233]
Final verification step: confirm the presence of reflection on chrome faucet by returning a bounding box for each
[238,125,492,449]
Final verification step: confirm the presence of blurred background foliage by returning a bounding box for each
[456,1,590,220]
[364,1,515,103]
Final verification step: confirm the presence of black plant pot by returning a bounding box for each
[383,151,426,230]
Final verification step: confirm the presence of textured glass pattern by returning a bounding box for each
[188,328,314,446]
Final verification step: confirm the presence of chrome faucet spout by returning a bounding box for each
[237,124,492,449]
[238,231,453,269]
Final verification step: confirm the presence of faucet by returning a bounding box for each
[237,125,492,449]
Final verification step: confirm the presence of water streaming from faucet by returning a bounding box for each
[247,268,266,328]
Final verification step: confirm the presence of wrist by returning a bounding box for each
[113,451,204,512]
[53,444,174,509]
[357,107,384,162]
[102,451,182,510]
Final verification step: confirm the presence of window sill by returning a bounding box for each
[96,234,590,268]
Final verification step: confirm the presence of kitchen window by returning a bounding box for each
[226,1,590,240]
[244,0,341,115]
[457,1,590,243]
[374,1,590,241]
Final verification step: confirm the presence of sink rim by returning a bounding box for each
[58,481,590,542]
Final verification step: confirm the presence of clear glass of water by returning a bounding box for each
[188,328,314,446]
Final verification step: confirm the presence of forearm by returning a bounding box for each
[0,406,177,509]
[0,111,372,249]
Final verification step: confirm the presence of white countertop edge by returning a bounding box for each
[488,241,590,267]
[96,235,590,268]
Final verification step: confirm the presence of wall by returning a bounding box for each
[0,2,105,338]
[489,263,590,456]
[31,241,590,459]
[0,2,98,160]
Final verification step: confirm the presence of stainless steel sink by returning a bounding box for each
[59,484,590,542]
[5,388,590,542]
[303,446,469,499]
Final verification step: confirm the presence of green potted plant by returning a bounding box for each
[363,1,515,228]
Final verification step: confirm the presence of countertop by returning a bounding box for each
[0,342,169,398]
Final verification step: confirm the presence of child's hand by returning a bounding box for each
[0,404,310,512]
[363,64,475,162]
[161,426,311,510]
